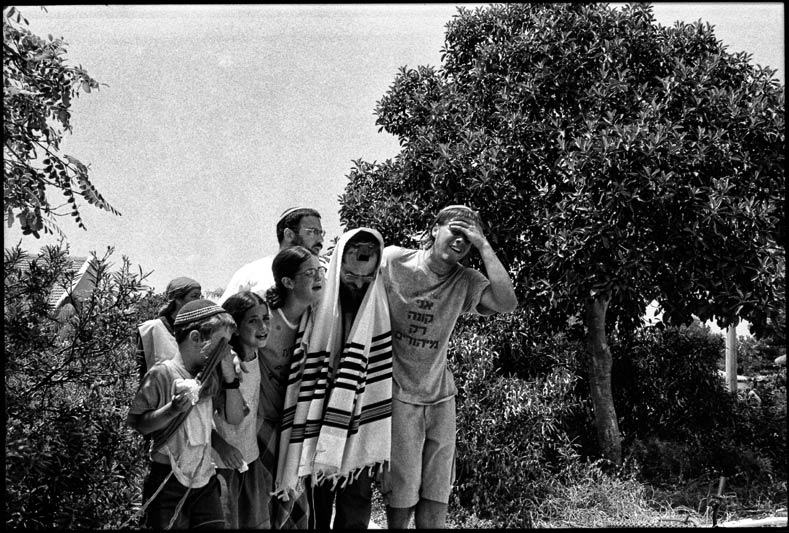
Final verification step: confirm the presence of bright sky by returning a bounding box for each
[5,3,784,324]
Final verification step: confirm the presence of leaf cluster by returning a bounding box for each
[340,2,785,338]
[3,6,119,238]
[4,243,155,528]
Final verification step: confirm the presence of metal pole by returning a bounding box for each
[725,322,738,393]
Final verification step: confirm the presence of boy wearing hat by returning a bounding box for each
[218,207,324,304]
[128,299,246,529]
[135,276,202,381]
[379,205,517,529]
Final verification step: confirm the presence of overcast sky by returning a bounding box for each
[5,3,784,325]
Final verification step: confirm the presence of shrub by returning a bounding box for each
[449,326,588,527]
[613,324,786,507]
[612,323,727,446]
[4,244,154,529]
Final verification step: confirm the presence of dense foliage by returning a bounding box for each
[3,6,119,238]
[612,324,786,500]
[339,1,785,464]
[449,317,588,527]
[447,315,786,526]
[4,244,153,529]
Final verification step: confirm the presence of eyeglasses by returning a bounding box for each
[301,227,326,238]
[295,266,327,279]
[342,272,376,283]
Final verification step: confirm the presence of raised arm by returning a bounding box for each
[450,220,518,314]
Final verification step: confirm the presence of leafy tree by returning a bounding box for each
[339,3,785,465]
[3,6,119,238]
[4,244,153,528]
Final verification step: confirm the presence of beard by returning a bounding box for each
[292,233,320,254]
[339,283,367,313]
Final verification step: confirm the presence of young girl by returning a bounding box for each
[262,245,325,528]
[213,291,271,528]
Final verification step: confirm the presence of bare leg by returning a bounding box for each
[414,498,447,529]
[386,505,414,529]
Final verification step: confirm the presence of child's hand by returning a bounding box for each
[218,344,237,382]
[170,391,192,412]
[172,378,200,407]
[217,441,245,470]
[231,350,245,375]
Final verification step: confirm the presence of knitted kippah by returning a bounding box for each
[173,299,227,326]
[277,206,307,224]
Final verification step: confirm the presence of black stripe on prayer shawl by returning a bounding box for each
[369,336,392,351]
[366,371,393,386]
[304,352,330,371]
[359,398,392,420]
[298,389,327,402]
[322,397,392,432]
[335,358,366,376]
[367,354,392,373]
[348,401,394,434]
[322,407,352,429]
[371,331,392,344]
[288,417,324,443]
[281,408,295,429]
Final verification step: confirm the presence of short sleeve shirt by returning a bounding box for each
[380,246,489,405]
[129,359,215,488]
[218,255,275,305]
[212,354,261,467]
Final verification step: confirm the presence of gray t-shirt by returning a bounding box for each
[381,246,489,405]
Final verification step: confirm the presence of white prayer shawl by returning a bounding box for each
[274,228,392,501]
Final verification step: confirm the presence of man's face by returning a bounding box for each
[431,218,473,264]
[291,215,324,255]
[339,247,378,303]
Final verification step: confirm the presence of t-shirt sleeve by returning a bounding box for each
[129,365,170,416]
[462,267,492,315]
[218,265,247,305]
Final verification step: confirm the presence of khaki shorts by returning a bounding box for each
[381,397,456,508]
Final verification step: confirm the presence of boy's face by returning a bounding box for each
[431,218,473,264]
[186,324,235,370]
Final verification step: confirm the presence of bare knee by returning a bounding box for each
[386,505,414,529]
[415,498,447,529]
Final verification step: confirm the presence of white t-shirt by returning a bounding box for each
[380,246,489,405]
[212,353,262,466]
[218,255,275,304]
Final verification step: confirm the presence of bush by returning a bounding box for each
[449,326,589,527]
[450,313,785,523]
[611,322,727,446]
[4,244,154,529]
[612,323,786,507]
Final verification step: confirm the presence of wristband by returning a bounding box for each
[222,378,240,390]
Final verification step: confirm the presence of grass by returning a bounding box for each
[367,468,787,528]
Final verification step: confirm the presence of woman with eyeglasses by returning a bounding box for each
[256,245,325,528]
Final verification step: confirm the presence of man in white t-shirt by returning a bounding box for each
[218,207,324,305]
[379,205,518,529]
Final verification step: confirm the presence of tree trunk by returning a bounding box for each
[585,291,622,466]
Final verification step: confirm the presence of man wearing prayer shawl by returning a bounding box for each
[273,227,392,529]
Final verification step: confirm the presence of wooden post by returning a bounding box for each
[725,322,738,393]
